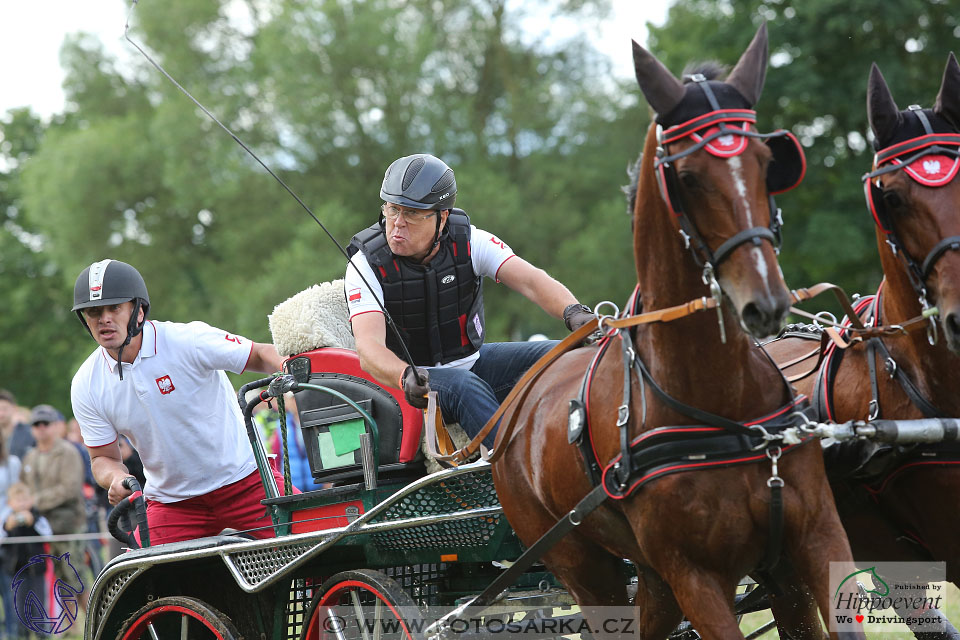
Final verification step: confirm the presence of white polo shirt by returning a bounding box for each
[345,225,515,369]
[71,320,258,503]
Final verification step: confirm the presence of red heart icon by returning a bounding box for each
[856,615,864,623]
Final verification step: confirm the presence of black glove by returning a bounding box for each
[563,303,596,332]
[401,365,430,409]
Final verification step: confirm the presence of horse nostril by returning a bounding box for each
[741,302,769,332]
[741,296,788,338]
[945,312,960,339]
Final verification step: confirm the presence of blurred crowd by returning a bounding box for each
[0,387,313,638]
[0,389,144,639]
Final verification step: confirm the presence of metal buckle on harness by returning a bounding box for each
[616,404,630,427]
[594,300,621,338]
[766,446,785,488]
[920,296,939,346]
[702,263,726,344]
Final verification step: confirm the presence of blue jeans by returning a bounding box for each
[427,341,558,448]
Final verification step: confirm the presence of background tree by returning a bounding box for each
[11,0,642,412]
[8,0,955,413]
[648,0,960,302]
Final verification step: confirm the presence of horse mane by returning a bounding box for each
[622,153,642,218]
[681,61,728,82]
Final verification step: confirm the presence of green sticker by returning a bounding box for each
[329,418,367,455]
[317,430,357,468]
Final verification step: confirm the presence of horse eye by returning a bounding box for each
[882,190,903,209]
[678,172,700,189]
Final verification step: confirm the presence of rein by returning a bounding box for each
[424,294,721,466]
[428,283,854,466]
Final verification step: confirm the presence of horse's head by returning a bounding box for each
[631,23,802,339]
[866,54,960,352]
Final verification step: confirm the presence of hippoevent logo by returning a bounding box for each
[13,553,84,635]
[830,561,946,634]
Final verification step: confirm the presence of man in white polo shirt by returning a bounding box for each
[70,259,286,545]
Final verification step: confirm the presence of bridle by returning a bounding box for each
[653,75,806,276]
[863,105,960,343]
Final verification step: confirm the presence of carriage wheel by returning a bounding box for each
[117,596,240,640]
[301,569,423,640]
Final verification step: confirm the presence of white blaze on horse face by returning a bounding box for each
[751,246,773,298]
[726,155,754,226]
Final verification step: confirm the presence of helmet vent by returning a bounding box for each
[402,157,426,190]
[431,169,455,194]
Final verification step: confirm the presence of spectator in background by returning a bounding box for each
[0,432,22,639]
[1,482,53,638]
[20,405,87,611]
[0,390,34,462]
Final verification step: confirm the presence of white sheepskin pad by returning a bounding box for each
[421,423,472,474]
[269,280,356,356]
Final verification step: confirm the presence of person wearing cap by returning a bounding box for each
[69,259,287,545]
[20,404,87,598]
[345,154,596,448]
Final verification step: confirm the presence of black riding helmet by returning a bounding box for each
[380,154,457,253]
[73,259,150,380]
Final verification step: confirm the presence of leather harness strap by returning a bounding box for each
[434,296,722,466]
[429,283,877,466]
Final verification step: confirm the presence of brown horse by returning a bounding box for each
[768,54,960,598]
[491,25,862,640]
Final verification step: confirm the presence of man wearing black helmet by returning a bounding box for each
[70,259,287,544]
[346,154,595,448]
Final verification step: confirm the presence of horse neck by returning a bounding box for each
[631,124,789,416]
[877,233,960,411]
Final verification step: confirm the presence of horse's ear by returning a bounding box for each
[632,39,685,116]
[934,52,960,129]
[725,22,769,106]
[867,62,901,144]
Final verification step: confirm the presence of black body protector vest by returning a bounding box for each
[347,209,486,366]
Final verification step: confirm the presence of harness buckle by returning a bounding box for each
[702,263,727,344]
[919,296,939,346]
[884,357,897,378]
[868,399,879,421]
[679,229,692,250]
[766,446,784,488]
[616,404,630,427]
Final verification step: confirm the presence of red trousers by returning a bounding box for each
[142,469,299,545]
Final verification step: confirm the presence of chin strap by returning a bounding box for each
[116,299,148,381]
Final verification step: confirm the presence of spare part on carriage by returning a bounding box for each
[72,259,151,380]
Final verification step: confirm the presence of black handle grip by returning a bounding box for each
[107,477,150,548]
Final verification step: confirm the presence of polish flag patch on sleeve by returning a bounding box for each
[348,288,362,302]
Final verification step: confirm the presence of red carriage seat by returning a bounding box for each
[286,347,425,485]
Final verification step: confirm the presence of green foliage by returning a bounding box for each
[5,0,957,413]
[648,0,960,300]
